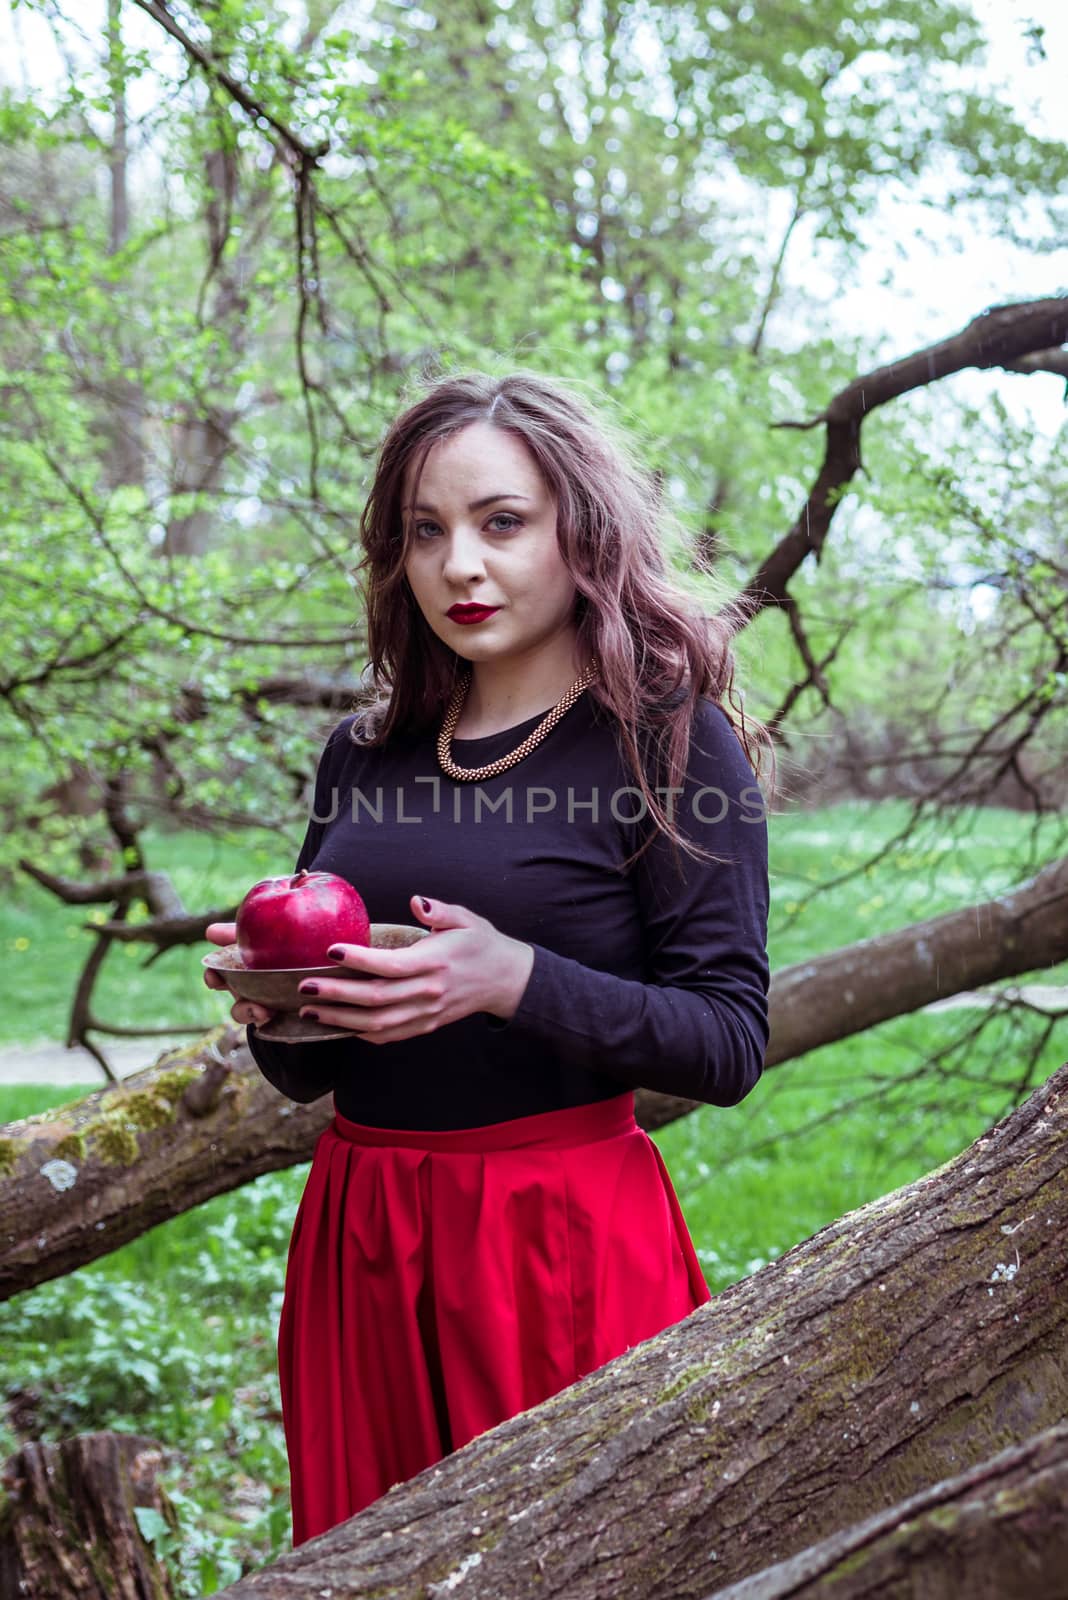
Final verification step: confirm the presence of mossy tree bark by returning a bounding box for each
[0,1026,331,1301]
[207,1062,1068,1598]
[1,852,1065,1299]
[706,1424,1068,1600]
[0,1431,176,1599]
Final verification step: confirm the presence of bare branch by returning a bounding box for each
[1003,347,1068,380]
[18,860,186,919]
[764,600,852,740]
[735,296,1068,618]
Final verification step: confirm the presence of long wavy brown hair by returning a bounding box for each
[350,370,771,867]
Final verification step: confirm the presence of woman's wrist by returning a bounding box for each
[487,936,535,1020]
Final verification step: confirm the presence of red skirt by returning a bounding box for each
[277,1090,710,1545]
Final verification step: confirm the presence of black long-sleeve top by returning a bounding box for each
[245,688,770,1130]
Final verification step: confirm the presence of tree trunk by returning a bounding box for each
[209,1061,1068,1598]
[706,1424,1068,1599]
[102,0,146,494]
[2,853,1066,1298]
[0,1431,176,1599]
[164,412,236,557]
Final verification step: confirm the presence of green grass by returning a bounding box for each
[659,1004,1064,1292]
[767,797,1066,967]
[0,800,1065,1593]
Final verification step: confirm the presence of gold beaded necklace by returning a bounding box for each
[436,659,599,782]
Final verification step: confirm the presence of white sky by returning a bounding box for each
[1,0,1065,433]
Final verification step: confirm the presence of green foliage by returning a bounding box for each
[0,1159,306,1593]
[0,0,581,884]
[1,1,1065,889]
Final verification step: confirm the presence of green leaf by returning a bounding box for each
[133,1506,170,1546]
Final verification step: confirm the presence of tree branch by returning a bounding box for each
[736,297,1068,618]
[18,861,187,920]
[129,0,329,168]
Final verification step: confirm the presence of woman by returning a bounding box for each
[204,371,770,1546]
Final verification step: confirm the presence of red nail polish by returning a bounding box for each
[303,1009,320,1022]
[327,947,344,961]
[419,897,432,913]
[300,982,320,996]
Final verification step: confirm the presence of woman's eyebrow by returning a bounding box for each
[409,493,533,513]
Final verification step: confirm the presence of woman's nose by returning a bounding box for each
[441,529,487,584]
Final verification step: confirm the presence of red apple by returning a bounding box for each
[236,870,371,969]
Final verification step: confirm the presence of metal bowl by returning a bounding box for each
[202,923,430,1043]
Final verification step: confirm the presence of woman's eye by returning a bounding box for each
[410,514,519,540]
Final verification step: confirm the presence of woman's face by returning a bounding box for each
[402,421,579,670]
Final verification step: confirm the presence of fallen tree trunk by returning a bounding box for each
[0,1026,331,1301]
[706,1424,1068,1599]
[759,850,1068,1070]
[0,1431,176,1599]
[2,853,1065,1298]
[209,1060,1068,1599]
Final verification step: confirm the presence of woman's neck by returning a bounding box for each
[454,643,588,739]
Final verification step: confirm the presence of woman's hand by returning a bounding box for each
[203,921,278,1031]
[294,895,535,1046]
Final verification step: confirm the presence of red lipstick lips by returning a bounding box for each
[446,604,501,625]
